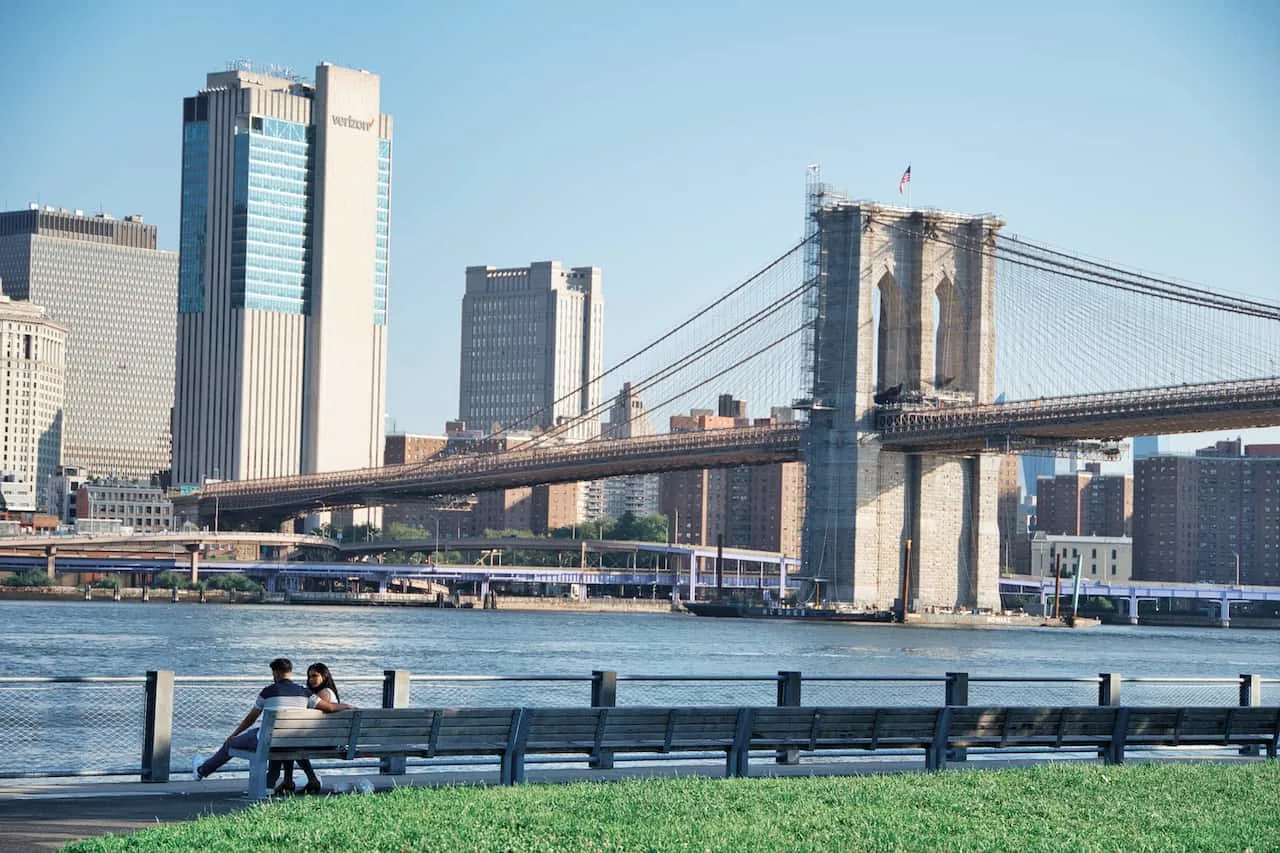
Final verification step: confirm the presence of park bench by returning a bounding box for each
[934,706,1123,768]
[235,707,522,799]
[508,706,750,783]
[234,704,1279,798]
[745,706,946,770]
[1114,706,1280,761]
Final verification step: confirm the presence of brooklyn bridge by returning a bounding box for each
[180,175,1280,611]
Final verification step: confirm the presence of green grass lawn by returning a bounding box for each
[65,763,1280,852]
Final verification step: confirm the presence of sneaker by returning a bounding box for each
[191,755,203,782]
[301,779,322,796]
[274,781,296,796]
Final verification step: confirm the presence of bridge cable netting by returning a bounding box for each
[873,217,1280,402]
[422,215,1278,476]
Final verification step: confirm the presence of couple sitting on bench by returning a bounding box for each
[192,657,353,795]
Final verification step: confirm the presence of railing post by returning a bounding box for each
[1240,673,1261,756]
[380,670,410,775]
[1098,673,1121,706]
[141,670,174,782]
[945,672,969,762]
[1239,673,1261,707]
[776,670,801,765]
[590,670,616,769]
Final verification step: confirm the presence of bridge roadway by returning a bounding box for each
[878,378,1280,452]
[181,379,1280,522]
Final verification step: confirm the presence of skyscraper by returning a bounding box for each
[173,62,391,492]
[0,294,66,509]
[459,261,603,440]
[0,207,177,482]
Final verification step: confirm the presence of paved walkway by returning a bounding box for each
[0,753,1261,851]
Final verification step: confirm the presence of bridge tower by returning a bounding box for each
[802,201,1004,610]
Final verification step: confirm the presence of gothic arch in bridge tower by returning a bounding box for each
[802,203,1004,611]
[875,270,906,392]
[933,274,965,392]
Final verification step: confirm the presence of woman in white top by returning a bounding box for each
[276,662,342,795]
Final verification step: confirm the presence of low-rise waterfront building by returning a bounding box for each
[1028,531,1132,582]
[76,479,173,533]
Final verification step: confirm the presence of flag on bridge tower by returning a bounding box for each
[898,165,911,194]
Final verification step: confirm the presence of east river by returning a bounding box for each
[4,600,1279,681]
[3,601,1279,779]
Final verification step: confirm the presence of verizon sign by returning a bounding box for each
[331,114,375,131]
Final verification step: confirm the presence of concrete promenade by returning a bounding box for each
[1,753,1267,851]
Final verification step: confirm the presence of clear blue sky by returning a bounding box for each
[1,0,1276,453]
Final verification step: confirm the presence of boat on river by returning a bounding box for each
[684,600,896,622]
[1039,614,1103,629]
[684,585,895,622]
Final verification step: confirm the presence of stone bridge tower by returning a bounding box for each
[801,202,1004,611]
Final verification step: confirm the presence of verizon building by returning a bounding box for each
[173,62,391,499]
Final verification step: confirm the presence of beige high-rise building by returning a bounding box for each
[0,294,66,509]
[459,261,603,440]
[172,62,391,510]
[0,207,178,482]
[602,382,660,521]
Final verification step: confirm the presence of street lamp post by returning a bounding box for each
[1233,551,1240,587]
[213,496,220,534]
[434,517,440,566]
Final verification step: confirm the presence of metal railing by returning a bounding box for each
[0,670,1270,781]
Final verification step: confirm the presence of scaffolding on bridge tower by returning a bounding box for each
[799,164,844,413]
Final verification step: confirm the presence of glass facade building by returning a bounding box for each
[173,63,392,497]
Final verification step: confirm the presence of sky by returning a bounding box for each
[0,0,1276,456]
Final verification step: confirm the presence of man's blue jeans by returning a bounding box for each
[196,728,258,778]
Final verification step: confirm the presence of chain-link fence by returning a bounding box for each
[406,675,592,708]
[800,676,947,706]
[1122,677,1245,707]
[0,678,145,779]
[0,671,1272,780]
[968,677,1100,707]
[615,676,778,706]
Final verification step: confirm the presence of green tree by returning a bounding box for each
[384,522,429,541]
[204,574,263,593]
[2,570,53,587]
[153,571,192,590]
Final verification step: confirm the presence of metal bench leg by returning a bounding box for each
[246,757,270,800]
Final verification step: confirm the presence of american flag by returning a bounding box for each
[898,165,911,194]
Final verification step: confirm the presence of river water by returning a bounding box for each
[2,601,1277,778]
[4,600,1278,680]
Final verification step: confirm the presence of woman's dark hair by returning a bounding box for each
[306,662,339,702]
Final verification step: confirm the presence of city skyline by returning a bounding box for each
[0,2,1276,455]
